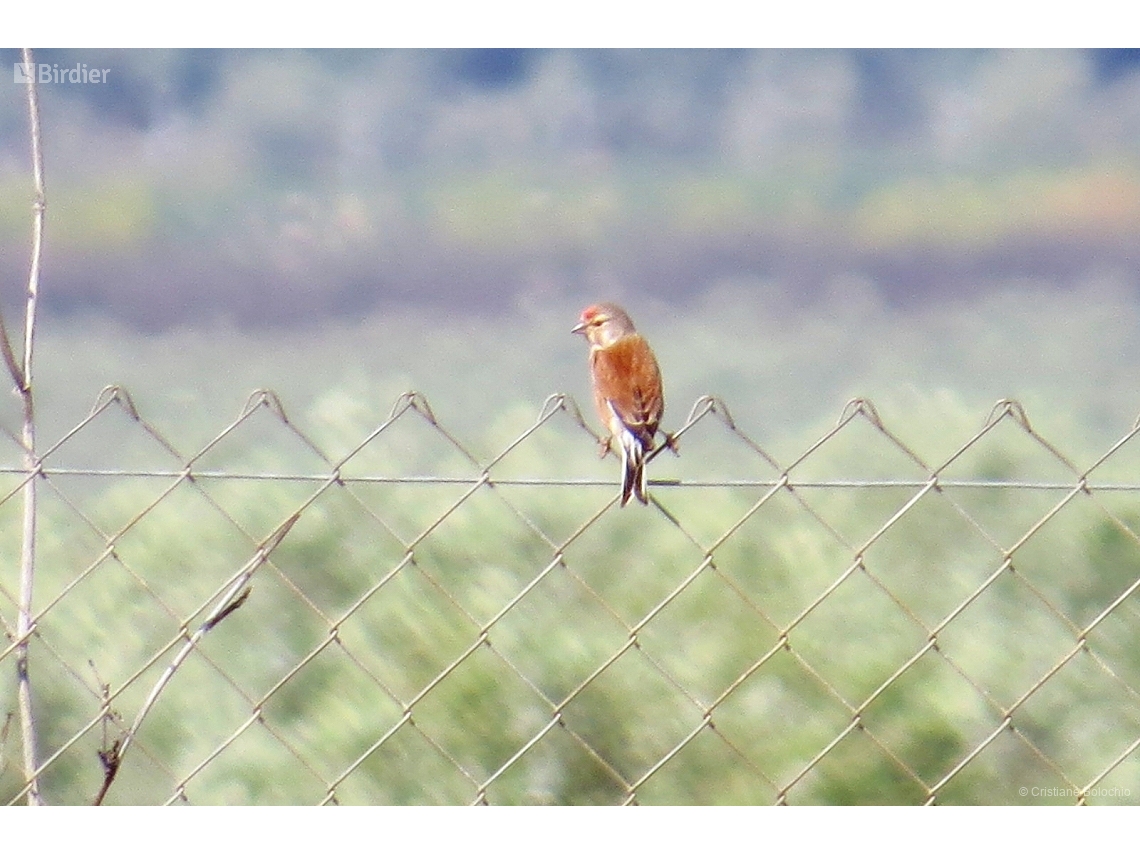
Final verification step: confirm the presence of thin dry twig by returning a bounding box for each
[93,513,300,805]
[89,661,122,806]
[6,45,48,808]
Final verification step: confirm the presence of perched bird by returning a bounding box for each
[572,302,665,506]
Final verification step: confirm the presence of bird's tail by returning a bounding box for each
[619,429,648,506]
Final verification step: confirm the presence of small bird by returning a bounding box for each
[572,302,665,506]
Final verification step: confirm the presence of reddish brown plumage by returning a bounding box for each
[572,302,665,505]
[590,334,663,450]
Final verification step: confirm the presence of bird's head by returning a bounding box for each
[572,302,636,347]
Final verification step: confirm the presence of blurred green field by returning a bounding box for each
[12,267,1140,463]
[3,280,1140,804]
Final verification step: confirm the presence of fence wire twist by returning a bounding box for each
[2,386,1140,804]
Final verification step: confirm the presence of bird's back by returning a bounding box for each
[590,334,663,447]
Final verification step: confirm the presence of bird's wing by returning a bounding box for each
[591,334,664,446]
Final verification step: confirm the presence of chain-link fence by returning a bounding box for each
[2,386,1140,805]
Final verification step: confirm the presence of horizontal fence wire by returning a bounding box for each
[2,386,1140,804]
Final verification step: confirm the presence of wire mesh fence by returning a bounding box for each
[2,385,1140,805]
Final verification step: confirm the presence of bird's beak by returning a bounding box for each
[571,320,587,335]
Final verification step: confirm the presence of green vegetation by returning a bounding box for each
[3,311,1140,803]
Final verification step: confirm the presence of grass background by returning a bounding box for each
[4,276,1140,804]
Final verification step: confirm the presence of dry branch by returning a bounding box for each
[93,513,300,805]
[7,45,48,808]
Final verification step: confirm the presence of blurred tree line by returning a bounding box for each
[1,49,1139,327]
